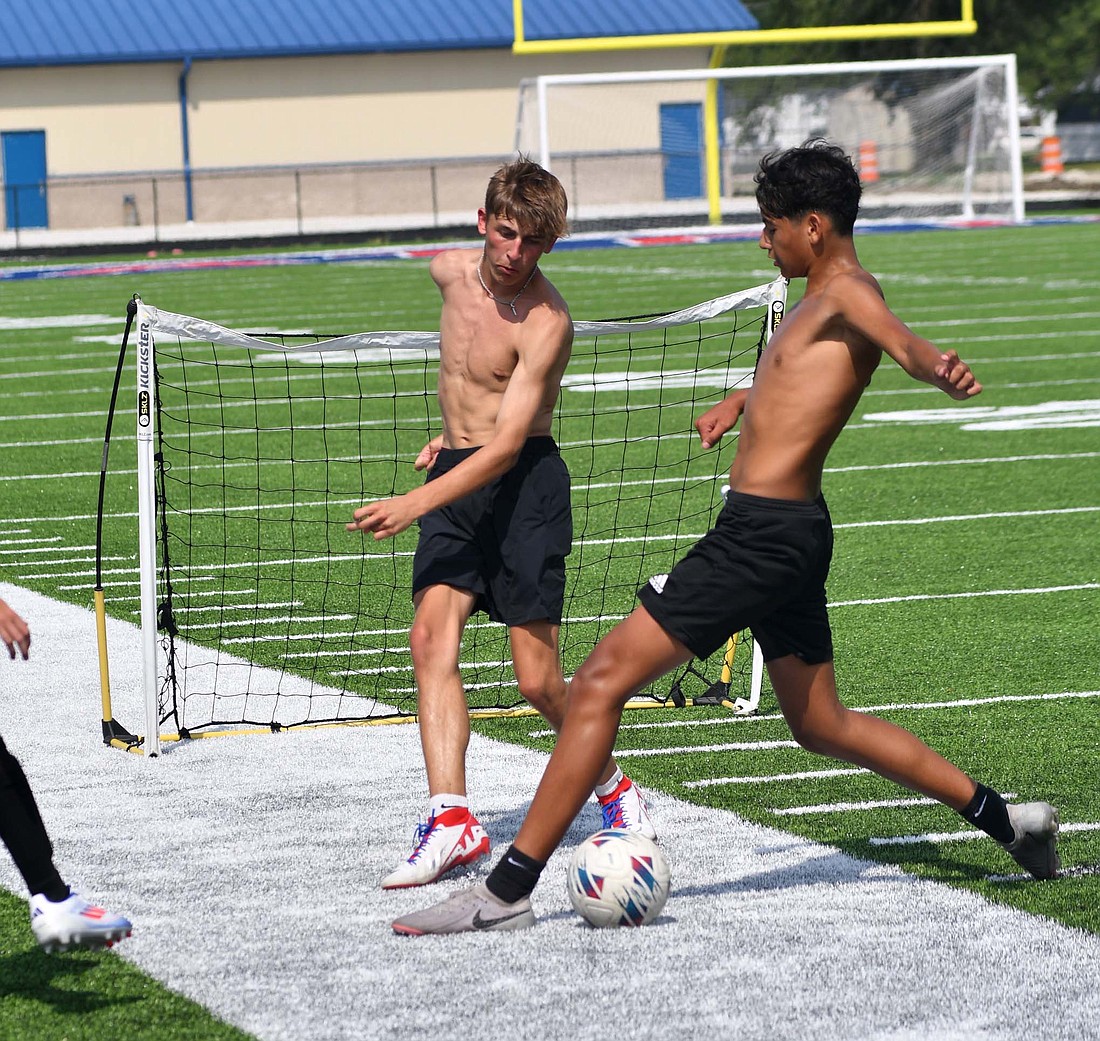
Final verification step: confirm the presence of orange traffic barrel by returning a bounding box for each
[859,141,879,183]
[1041,136,1064,175]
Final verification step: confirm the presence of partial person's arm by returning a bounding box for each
[838,277,982,399]
[348,319,573,540]
[412,256,459,478]
[414,435,445,473]
[695,388,750,449]
[0,598,31,660]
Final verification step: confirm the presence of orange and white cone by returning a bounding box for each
[1040,136,1064,175]
[859,141,879,183]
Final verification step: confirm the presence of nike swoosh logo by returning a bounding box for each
[471,907,528,930]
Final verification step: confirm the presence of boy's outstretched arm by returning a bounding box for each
[348,318,571,540]
[841,278,982,400]
[892,340,983,400]
[695,388,750,449]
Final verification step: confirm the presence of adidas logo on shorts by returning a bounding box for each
[647,573,668,594]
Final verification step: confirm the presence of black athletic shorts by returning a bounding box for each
[411,436,572,626]
[637,490,834,664]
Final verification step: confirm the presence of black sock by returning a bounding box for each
[486,845,545,904]
[960,783,1014,844]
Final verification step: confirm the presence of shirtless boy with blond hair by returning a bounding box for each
[391,140,1059,934]
[349,157,653,890]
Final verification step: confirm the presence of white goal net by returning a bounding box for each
[102,280,786,754]
[515,54,1024,230]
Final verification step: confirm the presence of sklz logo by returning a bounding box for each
[138,321,152,429]
[769,298,785,335]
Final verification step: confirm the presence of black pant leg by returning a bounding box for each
[0,733,67,899]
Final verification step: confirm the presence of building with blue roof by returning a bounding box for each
[0,0,758,244]
[0,0,758,65]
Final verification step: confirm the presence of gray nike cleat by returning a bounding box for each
[1001,802,1060,880]
[392,882,535,935]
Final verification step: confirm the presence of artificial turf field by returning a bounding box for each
[0,219,1097,1039]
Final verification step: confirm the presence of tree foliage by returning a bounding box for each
[735,1,1100,111]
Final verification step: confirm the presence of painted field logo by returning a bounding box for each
[863,400,1100,431]
[562,367,754,393]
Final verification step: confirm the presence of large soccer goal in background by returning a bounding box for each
[515,54,1024,230]
[95,279,786,755]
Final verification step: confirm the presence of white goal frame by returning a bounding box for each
[516,53,1024,226]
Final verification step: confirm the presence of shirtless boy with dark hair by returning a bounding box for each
[390,140,1059,934]
[348,157,654,891]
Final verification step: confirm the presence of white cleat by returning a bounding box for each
[30,892,132,953]
[598,775,657,841]
[381,806,490,889]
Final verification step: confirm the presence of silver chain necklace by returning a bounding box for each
[477,255,538,316]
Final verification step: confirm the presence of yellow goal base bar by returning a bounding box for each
[97,698,748,754]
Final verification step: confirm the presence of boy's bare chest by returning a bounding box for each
[440,335,519,390]
[766,301,878,375]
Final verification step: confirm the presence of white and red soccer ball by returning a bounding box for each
[566,829,670,928]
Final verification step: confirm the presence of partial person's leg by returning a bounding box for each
[0,734,67,899]
[409,584,478,796]
[511,606,693,864]
[381,584,489,889]
[1,735,132,950]
[510,620,612,783]
[765,655,978,808]
[766,655,1059,878]
[508,620,567,722]
[509,622,654,834]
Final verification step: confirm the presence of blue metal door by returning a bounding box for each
[659,102,703,199]
[2,130,49,230]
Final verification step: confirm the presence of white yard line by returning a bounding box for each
[614,739,801,756]
[772,795,1018,817]
[537,687,1100,739]
[1,583,1098,1041]
[871,822,1100,847]
[683,767,869,787]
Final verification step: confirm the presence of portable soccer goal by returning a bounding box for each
[94,277,787,755]
[514,53,1024,230]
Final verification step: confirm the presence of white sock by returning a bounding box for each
[428,793,468,816]
[594,767,624,799]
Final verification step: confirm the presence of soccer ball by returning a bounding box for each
[566,829,670,928]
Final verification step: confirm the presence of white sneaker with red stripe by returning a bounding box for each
[598,775,657,840]
[381,806,490,889]
[30,892,132,953]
